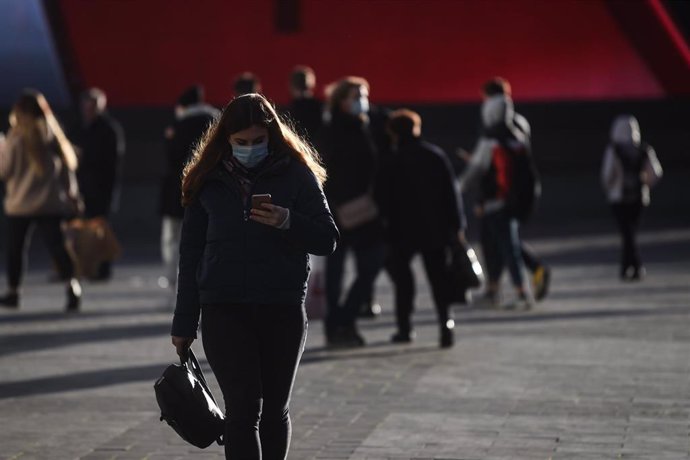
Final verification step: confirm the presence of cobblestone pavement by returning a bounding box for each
[0,228,689,460]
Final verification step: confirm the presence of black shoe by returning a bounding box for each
[440,322,455,349]
[326,326,365,348]
[391,330,415,344]
[630,266,645,281]
[0,293,19,309]
[66,283,82,312]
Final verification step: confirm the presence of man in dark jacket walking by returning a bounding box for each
[379,109,466,348]
[160,85,219,293]
[74,88,125,280]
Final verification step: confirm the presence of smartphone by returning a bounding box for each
[251,193,272,209]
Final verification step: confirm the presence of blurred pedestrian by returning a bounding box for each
[73,87,125,280]
[285,65,323,144]
[159,85,219,294]
[0,89,82,311]
[170,93,338,459]
[379,109,466,348]
[318,76,386,347]
[459,91,534,310]
[601,115,662,280]
[233,72,262,97]
[482,77,550,300]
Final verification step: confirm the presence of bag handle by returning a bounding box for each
[179,348,220,408]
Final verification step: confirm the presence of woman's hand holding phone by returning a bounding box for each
[250,194,289,228]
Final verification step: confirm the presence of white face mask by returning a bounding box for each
[231,141,269,168]
[350,97,370,116]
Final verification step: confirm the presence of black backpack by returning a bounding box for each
[154,348,225,448]
[504,140,541,222]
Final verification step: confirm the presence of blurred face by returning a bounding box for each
[228,125,268,147]
[81,99,98,123]
[340,85,369,115]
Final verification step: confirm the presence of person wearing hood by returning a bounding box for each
[459,92,533,310]
[601,115,662,280]
[480,78,550,301]
[160,85,220,294]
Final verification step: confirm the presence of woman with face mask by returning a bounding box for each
[317,76,386,348]
[170,93,338,459]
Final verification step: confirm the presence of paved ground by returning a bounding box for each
[0,226,689,460]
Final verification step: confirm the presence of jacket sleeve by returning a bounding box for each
[600,146,618,191]
[459,137,493,192]
[643,145,663,188]
[171,197,208,338]
[435,149,467,234]
[283,168,339,256]
[0,134,15,180]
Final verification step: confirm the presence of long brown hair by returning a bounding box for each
[181,93,326,206]
[9,89,78,177]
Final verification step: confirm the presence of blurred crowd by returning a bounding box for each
[0,67,662,349]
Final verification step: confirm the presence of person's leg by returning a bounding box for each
[35,216,81,310]
[341,241,386,329]
[626,202,644,278]
[481,212,503,303]
[495,211,530,307]
[611,203,632,277]
[257,305,307,459]
[521,243,540,273]
[421,248,455,347]
[387,248,415,340]
[202,305,262,459]
[161,216,182,284]
[0,216,32,306]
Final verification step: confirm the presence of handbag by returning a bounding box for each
[63,217,121,278]
[334,193,379,230]
[449,240,485,302]
[154,348,225,448]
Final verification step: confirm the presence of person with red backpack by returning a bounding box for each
[459,91,535,310]
[601,115,662,280]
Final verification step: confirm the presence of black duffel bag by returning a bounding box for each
[154,348,225,448]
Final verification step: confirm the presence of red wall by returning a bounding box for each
[59,0,665,107]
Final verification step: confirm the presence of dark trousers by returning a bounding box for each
[325,240,385,333]
[480,209,524,287]
[521,243,542,273]
[6,215,74,289]
[388,247,452,334]
[201,304,307,460]
[611,202,643,273]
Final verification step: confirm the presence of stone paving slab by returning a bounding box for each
[0,228,689,459]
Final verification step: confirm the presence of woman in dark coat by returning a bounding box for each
[318,77,386,347]
[170,94,338,459]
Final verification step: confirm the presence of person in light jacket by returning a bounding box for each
[601,115,662,280]
[0,89,82,311]
[170,93,338,459]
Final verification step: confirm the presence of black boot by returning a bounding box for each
[440,323,455,348]
[0,292,19,309]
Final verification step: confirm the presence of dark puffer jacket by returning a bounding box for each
[171,154,339,337]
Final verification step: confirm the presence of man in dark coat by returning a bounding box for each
[76,88,125,218]
[74,88,125,280]
[160,85,219,293]
[379,109,467,348]
[285,66,323,145]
